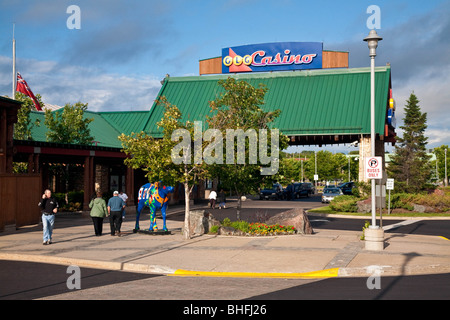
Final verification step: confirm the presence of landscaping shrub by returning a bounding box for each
[329,195,359,212]
[388,192,450,212]
[53,193,66,205]
[68,191,84,204]
[389,193,416,210]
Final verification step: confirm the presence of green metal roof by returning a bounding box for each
[99,111,151,136]
[27,110,150,149]
[23,66,392,148]
[144,66,392,139]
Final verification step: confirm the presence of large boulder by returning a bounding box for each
[266,208,314,234]
[189,210,221,235]
[357,198,372,213]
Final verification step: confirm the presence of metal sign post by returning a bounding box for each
[386,178,394,215]
[365,156,382,227]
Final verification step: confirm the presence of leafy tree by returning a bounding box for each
[206,77,289,219]
[275,157,302,185]
[303,150,348,182]
[13,92,42,140]
[44,102,93,144]
[387,93,431,192]
[119,97,208,240]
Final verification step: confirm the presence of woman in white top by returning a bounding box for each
[208,190,217,209]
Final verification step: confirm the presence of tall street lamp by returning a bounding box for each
[363,29,384,251]
[364,29,382,229]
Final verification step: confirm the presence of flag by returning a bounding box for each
[16,72,42,111]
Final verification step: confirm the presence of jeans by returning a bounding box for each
[42,213,55,242]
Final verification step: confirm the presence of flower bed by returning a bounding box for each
[248,222,297,236]
[213,218,298,236]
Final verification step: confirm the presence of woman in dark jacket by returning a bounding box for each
[217,189,226,209]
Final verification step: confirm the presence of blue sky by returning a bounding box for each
[1,0,449,152]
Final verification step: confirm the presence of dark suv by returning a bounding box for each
[293,183,309,198]
[303,182,315,195]
[338,182,356,195]
[260,183,285,200]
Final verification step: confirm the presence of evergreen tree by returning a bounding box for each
[387,93,431,192]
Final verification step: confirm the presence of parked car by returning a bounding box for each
[338,182,356,195]
[260,183,285,200]
[321,187,343,203]
[303,182,315,195]
[293,183,309,198]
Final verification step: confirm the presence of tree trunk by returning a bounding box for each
[183,166,191,240]
[236,193,242,220]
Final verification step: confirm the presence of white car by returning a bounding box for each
[321,187,343,203]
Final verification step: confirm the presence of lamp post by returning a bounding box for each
[363,29,384,251]
[364,29,382,229]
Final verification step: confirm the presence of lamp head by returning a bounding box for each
[364,29,383,57]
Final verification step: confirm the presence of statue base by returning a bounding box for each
[133,229,171,235]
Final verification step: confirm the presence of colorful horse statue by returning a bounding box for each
[135,182,174,232]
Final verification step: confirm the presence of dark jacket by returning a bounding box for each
[38,197,59,214]
[217,191,226,203]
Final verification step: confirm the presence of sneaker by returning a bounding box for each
[43,241,48,245]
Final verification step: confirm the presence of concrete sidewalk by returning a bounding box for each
[1,201,449,279]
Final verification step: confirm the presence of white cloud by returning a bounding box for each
[426,128,450,146]
[0,55,162,111]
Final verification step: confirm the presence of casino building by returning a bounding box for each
[0,41,396,230]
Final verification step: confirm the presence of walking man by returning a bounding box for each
[107,191,125,236]
[38,189,59,245]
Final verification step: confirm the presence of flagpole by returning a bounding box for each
[12,23,16,100]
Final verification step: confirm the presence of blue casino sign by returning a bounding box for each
[222,42,323,74]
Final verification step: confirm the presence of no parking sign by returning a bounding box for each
[365,156,382,179]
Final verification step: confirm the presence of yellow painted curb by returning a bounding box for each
[439,236,449,241]
[170,268,339,279]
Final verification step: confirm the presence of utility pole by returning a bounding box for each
[12,24,16,99]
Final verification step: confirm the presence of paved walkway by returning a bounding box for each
[1,200,449,279]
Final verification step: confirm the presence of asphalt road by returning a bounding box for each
[1,260,449,302]
[308,215,450,239]
[2,196,449,305]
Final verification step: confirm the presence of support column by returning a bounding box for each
[0,108,6,174]
[83,156,95,211]
[358,135,386,182]
[125,166,135,206]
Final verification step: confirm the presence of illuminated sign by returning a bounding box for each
[388,88,396,127]
[222,42,323,73]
